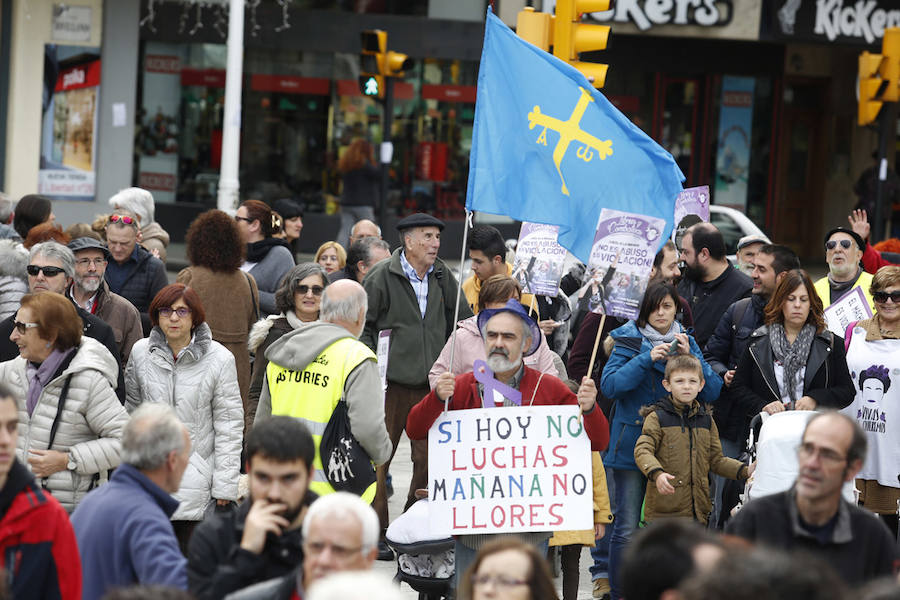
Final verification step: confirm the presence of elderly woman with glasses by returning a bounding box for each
[125,283,242,551]
[247,263,328,426]
[177,210,260,435]
[0,292,128,513]
[840,265,900,537]
[457,537,559,600]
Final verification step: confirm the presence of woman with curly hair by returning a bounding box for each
[235,200,295,316]
[247,263,328,425]
[177,210,259,433]
[336,139,379,247]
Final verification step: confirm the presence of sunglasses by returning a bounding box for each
[158,307,191,318]
[13,321,38,335]
[825,239,853,251]
[873,290,900,304]
[26,265,66,277]
[108,214,137,226]
[297,285,324,296]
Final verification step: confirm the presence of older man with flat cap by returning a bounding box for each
[361,213,472,558]
[813,227,876,312]
[407,299,609,586]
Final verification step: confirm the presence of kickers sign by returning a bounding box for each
[768,0,900,45]
[427,405,592,536]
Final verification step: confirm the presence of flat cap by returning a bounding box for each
[736,234,771,251]
[396,213,444,231]
[824,227,865,251]
[68,236,111,260]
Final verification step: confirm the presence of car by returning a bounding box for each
[709,205,768,263]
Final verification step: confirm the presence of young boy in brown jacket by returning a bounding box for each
[634,355,751,524]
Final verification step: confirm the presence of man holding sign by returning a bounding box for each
[407,299,609,585]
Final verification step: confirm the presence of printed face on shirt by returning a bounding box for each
[663,369,704,407]
[105,224,139,264]
[73,249,108,295]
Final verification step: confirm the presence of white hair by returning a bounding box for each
[0,192,14,223]
[320,284,367,324]
[109,187,155,224]
[302,492,379,553]
[308,572,402,600]
[121,403,186,470]
[30,241,75,278]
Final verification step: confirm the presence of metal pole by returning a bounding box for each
[217,0,245,211]
[873,107,892,244]
[379,77,395,226]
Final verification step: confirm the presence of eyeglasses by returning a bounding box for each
[297,285,324,296]
[13,321,38,335]
[158,307,191,319]
[26,265,66,277]
[75,257,108,267]
[108,214,137,226]
[825,239,853,251]
[471,574,529,589]
[873,290,900,304]
[797,442,846,464]
[235,216,253,223]
[302,540,362,560]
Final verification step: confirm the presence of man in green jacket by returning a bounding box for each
[361,213,472,556]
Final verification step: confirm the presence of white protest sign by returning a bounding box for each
[512,223,567,296]
[427,405,592,537]
[377,330,391,392]
[824,287,873,337]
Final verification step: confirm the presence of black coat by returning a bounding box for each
[104,245,168,335]
[0,306,125,403]
[187,493,316,600]
[677,263,753,349]
[730,326,854,419]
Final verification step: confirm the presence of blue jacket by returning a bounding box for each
[71,463,187,600]
[600,321,722,471]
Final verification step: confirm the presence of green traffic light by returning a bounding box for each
[364,76,379,96]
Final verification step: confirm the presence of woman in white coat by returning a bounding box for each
[125,283,243,549]
[0,292,127,513]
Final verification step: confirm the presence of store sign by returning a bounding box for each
[52,5,91,42]
[768,0,900,45]
[589,0,733,31]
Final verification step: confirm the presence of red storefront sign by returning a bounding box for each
[250,75,330,95]
[144,55,181,74]
[421,84,476,103]
[138,172,177,192]
[55,60,101,92]
[416,142,448,182]
[181,68,226,88]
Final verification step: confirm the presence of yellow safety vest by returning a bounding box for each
[813,271,876,313]
[267,337,377,502]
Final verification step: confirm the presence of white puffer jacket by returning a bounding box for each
[125,322,243,521]
[0,336,128,513]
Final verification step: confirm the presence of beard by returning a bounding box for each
[487,348,522,373]
[77,276,102,294]
[682,260,705,282]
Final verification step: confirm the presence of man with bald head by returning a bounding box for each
[349,219,381,247]
[256,279,392,503]
[677,222,752,348]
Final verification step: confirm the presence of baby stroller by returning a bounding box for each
[742,411,857,504]
[385,498,455,600]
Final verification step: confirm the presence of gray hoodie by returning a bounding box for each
[255,322,392,466]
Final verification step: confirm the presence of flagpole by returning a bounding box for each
[445,210,473,411]
[586,313,607,385]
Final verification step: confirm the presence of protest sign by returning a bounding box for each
[427,405,592,537]
[672,185,710,250]
[581,208,665,320]
[824,287,873,337]
[511,223,567,297]
[377,330,391,392]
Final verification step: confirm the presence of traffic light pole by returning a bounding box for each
[873,107,892,244]
[379,77,395,227]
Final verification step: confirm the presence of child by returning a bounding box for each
[634,354,750,525]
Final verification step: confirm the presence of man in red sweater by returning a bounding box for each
[407,299,610,587]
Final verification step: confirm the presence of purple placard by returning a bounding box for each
[580,209,665,320]
[512,222,567,297]
[672,185,710,249]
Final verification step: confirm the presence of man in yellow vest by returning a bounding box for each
[255,279,392,504]
[813,228,876,313]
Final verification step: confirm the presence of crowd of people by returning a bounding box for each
[0,184,896,600]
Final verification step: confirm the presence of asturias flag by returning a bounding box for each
[466,9,685,263]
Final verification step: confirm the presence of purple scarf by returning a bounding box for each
[25,348,75,417]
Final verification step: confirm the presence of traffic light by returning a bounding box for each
[881,28,900,102]
[359,29,413,99]
[517,7,553,51]
[859,51,885,126]
[553,0,611,88]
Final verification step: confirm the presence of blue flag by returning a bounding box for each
[466,10,685,263]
